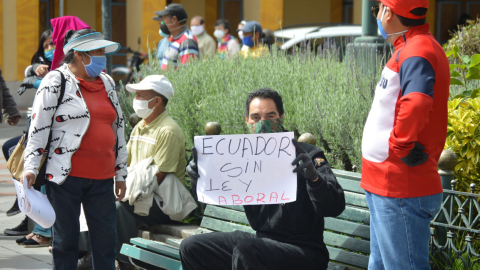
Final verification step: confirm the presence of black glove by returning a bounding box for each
[291,139,319,182]
[400,142,429,167]
[18,76,39,95]
[186,147,199,191]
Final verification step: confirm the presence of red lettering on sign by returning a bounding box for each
[244,196,254,203]
[270,192,278,203]
[257,193,266,203]
[218,196,227,205]
[281,191,290,201]
[232,195,243,205]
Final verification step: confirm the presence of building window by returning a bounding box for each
[344,0,353,24]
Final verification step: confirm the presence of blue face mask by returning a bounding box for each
[159,29,170,37]
[377,6,408,40]
[82,53,106,77]
[242,36,254,47]
[44,49,54,62]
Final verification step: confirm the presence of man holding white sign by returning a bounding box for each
[180,89,346,270]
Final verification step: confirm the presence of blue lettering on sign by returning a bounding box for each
[378,76,389,89]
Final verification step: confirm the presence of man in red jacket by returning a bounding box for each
[361,0,450,268]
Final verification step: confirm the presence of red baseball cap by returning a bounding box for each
[379,0,429,19]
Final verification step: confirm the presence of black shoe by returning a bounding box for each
[6,198,21,217]
[16,236,28,245]
[4,216,29,235]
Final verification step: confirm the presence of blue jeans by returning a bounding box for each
[2,135,21,160]
[32,185,52,238]
[46,176,117,270]
[366,191,442,270]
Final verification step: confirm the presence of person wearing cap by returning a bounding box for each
[191,16,216,58]
[115,75,195,269]
[22,28,127,270]
[361,1,450,269]
[238,21,268,58]
[152,3,199,70]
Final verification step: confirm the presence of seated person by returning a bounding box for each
[180,88,346,270]
[116,75,196,270]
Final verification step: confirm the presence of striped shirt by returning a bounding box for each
[161,28,199,70]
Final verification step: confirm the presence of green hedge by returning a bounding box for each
[119,45,384,171]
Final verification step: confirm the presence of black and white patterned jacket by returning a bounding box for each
[24,64,128,184]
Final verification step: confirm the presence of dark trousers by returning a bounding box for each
[179,230,327,270]
[116,200,171,263]
[46,176,117,270]
[2,135,21,160]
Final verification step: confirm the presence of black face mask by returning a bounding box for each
[160,21,171,35]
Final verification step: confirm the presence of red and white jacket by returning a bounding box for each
[361,24,450,198]
[24,64,128,184]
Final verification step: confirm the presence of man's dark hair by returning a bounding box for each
[214,19,231,34]
[396,8,427,27]
[245,88,284,117]
[62,29,97,64]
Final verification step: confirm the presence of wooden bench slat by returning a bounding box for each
[130,238,180,260]
[337,206,370,225]
[327,246,369,269]
[327,261,363,270]
[324,231,370,254]
[166,238,183,248]
[337,178,366,194]
[344,191,368,208]
[195,228,215,235]
[120,244,182,270]
[204,205,249,224]
[201,216,256,234]
[332,169,362,182]
[324,217,370,240]
[219,205,244,211]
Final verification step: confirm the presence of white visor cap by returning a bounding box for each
[126,75,174,100]
[63,32,121,55]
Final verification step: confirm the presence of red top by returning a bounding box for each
[69,77,117,180]
[361,24,450,198]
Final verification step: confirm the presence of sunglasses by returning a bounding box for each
[372,5,380,18]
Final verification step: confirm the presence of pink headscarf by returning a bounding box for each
[50,16,91,70]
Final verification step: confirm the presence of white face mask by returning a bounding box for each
[191,25,204,36]
[133,97,157,119]
[214,29,225,39]
[238,30,244,40]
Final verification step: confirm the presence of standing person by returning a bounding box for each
[22,29,128,270]
[6,30,56,247]
[237,21,268,58]
[1,68,22,230]
[191,16,216,58]
[361,0,450,269]
[214,19,240,59]
[152,3,199,70]
[157,27,171,61]
[237,20,247,48]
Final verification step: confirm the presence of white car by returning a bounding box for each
[275,25,381,54]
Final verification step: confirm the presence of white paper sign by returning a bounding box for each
[194,132,297,205]
[13,180,56,228]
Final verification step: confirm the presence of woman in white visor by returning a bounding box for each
[22,29,128,270]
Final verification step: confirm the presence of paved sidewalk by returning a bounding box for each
[0,119,52,270]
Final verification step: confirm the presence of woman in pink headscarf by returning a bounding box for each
[50,16,91,70]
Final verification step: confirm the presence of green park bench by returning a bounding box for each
[120,169,371,270]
